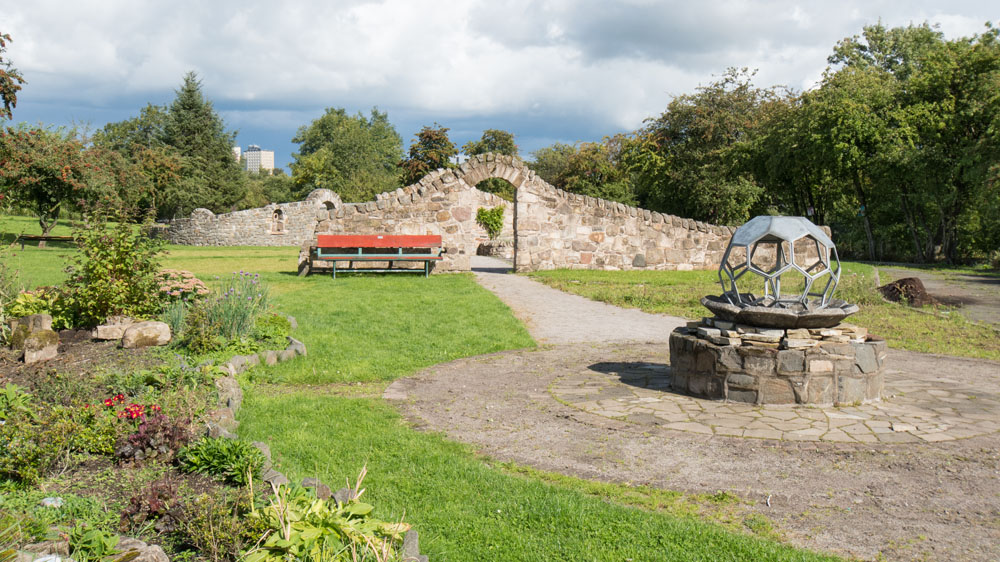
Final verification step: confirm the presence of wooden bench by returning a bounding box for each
[16,235,75,249]
[313,234,445,278]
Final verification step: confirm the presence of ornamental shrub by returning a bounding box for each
[476,205,505,240]
[62,206,166,327]
[177,437,265,486]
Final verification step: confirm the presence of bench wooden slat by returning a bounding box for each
[317,234,441,248]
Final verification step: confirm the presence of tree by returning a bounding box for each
[398,124,457,186]
[626,68,776,225]
[806,22,1000,262]
[462,129,518,157]
[462,129,518,200]
[0,127,90,238]
[554,135,636,204]
[0,32,25,120]
[290,107,402,202]
[161,71,245,217]
[528,142,577,185]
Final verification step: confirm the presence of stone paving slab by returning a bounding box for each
[551,359,1000,443]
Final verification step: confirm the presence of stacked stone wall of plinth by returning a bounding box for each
[163,189,342,247]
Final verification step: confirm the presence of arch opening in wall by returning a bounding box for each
[270,209,286,234]
[474,178,516,203]
[473,180,516,261]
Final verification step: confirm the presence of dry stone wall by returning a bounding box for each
[514,174,733,272]
[163,189,342,246]
[163,153,827,275]
[302,164,511,272]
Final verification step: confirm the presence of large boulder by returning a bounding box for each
[23,329,59,364]
[94,316,137,340]
[121,321,171,348]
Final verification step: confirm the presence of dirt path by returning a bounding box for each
[880,266,1000,327]
[383,258,1000,561]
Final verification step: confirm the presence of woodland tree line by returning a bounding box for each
[1,22,997,263]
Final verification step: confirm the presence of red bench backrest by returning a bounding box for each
[317,234,442,248]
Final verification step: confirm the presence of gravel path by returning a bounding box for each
[383,257,1000,561]
[471,256,686,344]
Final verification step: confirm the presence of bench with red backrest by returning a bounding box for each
[313,234,444,278]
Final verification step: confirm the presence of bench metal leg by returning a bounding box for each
[332,262,337,279]
[424,260,430,277]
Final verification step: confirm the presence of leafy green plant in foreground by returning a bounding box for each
[245,467,409,562]
[67,524,121,562]
[177,437,265,486]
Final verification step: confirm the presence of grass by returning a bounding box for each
[529,263,1000,361]
[239,391,838,562]
[2,220,844,561]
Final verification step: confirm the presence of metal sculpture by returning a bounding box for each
[719,216,841,309]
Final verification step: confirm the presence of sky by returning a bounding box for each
[2,0,996,172]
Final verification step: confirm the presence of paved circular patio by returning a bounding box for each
[550,356,1000,443]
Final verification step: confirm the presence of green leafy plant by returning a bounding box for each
[176,438,265,487]
[244,467,409,562]
[475,205,505,240]
[114,413,191,463]
[67,524,120,562]
[62,206,166,327]
[251,313,291,348]
[0,383,34,421]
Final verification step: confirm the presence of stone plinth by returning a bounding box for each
[668,328,886,406]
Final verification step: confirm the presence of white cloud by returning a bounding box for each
[3,0,996,159]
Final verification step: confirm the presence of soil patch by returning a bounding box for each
[878,277,938,307]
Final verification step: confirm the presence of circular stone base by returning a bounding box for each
[669,328,886,405]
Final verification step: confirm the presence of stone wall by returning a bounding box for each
[513,176,733,272]
[163,189,342,246]
[163,153,830,276]
[302,165,511,272]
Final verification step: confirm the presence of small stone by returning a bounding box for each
[809,328,842,337]
[23,329,59,364]
[708,335,741,346]
[686,320,702,329]
[742,333,781,344]
[721,329,741,338]
[278,349,297,362]
[286,315,298,329]
[301,477,332,500]
[39,497,64,508]
[782,338,818,349]
[702,317,715,327]
[215,376,243,411]
[333,487,358,505]
[713,320,735,330]
[286,337,307,356]
[785,328,811,340]
[823,334,851,343]
[742,340,779,348]
[262,468,290,487]
[94,324,129,340]
[696,327,721,339]
[809,359,834,373]
[121,321,171,348]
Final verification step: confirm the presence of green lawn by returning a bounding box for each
[529,263,1000,361]
[3,223,842,561]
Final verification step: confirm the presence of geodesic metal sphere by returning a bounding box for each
[720,216,841,309]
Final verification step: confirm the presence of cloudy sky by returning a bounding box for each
[3,0,996,171]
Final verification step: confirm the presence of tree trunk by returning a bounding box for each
[852,171,876,261]
[899,191,926,262]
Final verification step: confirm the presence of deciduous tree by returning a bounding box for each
[398,124,457,186]
[290,107,402,202]
[0,32,25,120]
[462,129,518,200]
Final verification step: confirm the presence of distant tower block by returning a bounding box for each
[244,144,275,173]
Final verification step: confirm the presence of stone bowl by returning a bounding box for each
[701,294,859,329]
